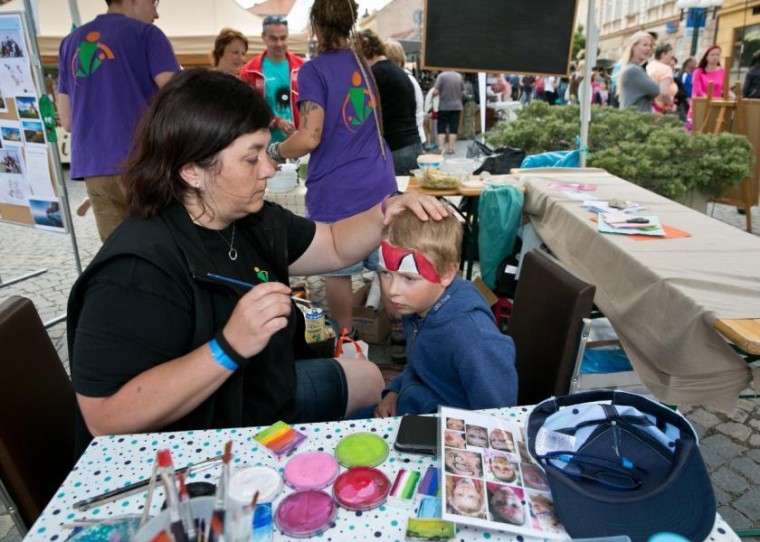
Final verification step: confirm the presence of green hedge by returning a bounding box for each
[486,101,753,200]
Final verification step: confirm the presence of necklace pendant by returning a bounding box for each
[228,248,238,261]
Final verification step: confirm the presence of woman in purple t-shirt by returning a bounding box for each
[269,0,397,336]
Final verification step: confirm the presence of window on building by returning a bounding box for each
[604,0,614,22]
[629,0,639,13]
[731,23,760,83]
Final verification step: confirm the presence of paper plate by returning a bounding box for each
[334,432,389,467]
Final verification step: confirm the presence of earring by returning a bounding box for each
[193,181,200,190]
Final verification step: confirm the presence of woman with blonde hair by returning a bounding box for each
[385,38,425,147]
[618,31,660,112]
[211,27,248,77]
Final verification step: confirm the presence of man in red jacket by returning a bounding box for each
[240,15,305,142]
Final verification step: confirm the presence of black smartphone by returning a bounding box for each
[394,415,438,456]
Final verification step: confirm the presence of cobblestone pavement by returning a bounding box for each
[1,153,758,539]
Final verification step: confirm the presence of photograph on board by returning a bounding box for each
[1,124,21,143]
[0,87,6,112]
[15,95,39,118]
[22,120,45,145]
[29,198,65,232]
[0,29,24,58]
[0,147,23,174]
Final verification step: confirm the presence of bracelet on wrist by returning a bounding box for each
[209,330,251,371]
[267,141,285,164]
[380,190,404,216]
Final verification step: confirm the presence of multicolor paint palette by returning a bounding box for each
[334,432,389,467]
[253,421,306,456]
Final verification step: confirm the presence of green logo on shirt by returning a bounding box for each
[341,71,376,132]
[71,31,115,78]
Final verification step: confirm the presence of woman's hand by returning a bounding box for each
[375,391,398,418]
[383,193,449,225]
[222,281,293,358]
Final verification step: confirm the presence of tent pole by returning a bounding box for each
[579,0,598,168]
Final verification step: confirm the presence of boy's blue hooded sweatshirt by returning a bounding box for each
[384,276,518,414]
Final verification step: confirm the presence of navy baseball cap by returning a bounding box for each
[525,390,715,542]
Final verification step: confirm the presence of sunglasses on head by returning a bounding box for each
[263,15,288,26]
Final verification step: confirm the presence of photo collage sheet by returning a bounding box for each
[439,407,566,539]
[0,13,62,232]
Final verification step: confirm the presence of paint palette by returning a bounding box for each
[253,421,306,456]
[332,467,391,511]
[274,490,336,538]
[334,432,389,467]
[283,451,340,490]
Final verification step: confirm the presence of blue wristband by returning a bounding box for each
[209,338,239,371]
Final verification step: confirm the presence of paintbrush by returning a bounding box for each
[73,454,223,511]
[157,450,189,542]
[177,471,198,542]
[195,272,312,306]
[207,441,233,542]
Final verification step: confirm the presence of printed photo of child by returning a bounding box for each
[521,463,550,492]
[465,425,489,448]
[487,452,521,484]
[486,482,526,526]
[444,448,483,478]
[446,418,465,431]
[489,428,516,453]
[527,492,563,532]
[444,430,466,449]
[446,476,486,519]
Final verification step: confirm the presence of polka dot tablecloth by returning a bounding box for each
[26,408,740,541]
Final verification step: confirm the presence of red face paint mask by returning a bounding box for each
[379,241,441,283]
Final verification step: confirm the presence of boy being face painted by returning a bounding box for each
[378,240,456,317]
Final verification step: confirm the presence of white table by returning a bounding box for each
[26,407,739,541]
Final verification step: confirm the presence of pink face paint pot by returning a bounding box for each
[283,451,340,490]
[332,466,391,511]
[334,432,389,467]
[274,490,336,538]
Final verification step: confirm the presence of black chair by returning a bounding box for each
[0,296,76,534]
[507,250,596,405]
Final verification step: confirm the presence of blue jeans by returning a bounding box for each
[289,358,348,423]
[392,142,423,176]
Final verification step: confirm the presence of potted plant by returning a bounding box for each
[486,102,753,210]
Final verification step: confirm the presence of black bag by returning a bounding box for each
[467,140,526,175]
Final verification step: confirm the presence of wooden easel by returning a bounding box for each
[697,82,754,233]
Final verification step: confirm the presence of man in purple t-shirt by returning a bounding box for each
[57,0,179,241]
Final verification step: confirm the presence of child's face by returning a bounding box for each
[378,241,455,317]
[490,487,525,525]
[465,426,489,447]
[379,267,449,317]
[451,480,483,514]
[491,456,516,482]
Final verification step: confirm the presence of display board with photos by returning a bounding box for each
[439,406,566,539]
[0,12,65,233]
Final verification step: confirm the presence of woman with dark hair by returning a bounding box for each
[269,0,397,340]
[67,69,447,454]
[646,42,677,113]
[211,28,248,77]
[692,45,728,100]
[743,50,760,99]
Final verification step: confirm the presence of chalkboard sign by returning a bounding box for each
[422,0,578,76]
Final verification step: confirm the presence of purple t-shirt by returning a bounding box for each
[58,14,179,179]
[297,50,396,222]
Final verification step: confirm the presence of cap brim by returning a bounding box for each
[547,440,715,542]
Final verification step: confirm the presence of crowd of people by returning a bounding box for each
[53,0,760,455]
[58,0,518,455]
